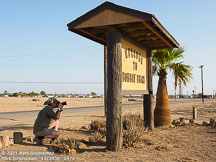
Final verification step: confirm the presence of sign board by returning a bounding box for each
[121,38,148,95]
[67,1,180,150]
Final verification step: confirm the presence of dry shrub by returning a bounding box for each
[54,137,80,154]
[88,114,147,148]
[88,131,105,145]
[122,114,147,148]
[88,120,106,146]
[90,120,106,133]
[50,145,71,154]
[123,114,144,129]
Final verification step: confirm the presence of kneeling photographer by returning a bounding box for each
[33,97,66,145]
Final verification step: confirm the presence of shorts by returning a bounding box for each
[34,128,58,137]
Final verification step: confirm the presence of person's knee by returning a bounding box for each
[52,131,60,138]
[54,120,59,125]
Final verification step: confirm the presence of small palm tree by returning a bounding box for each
[152,47,192,126]
[170,62,193,100]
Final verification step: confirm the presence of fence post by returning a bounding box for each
[193,106,197,119]
[13,132,23,144]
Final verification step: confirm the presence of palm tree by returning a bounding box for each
[170,62,193,100]
[152,47,192,126]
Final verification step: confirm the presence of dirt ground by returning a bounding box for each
[0,97,216,162]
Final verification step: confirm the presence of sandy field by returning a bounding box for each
[0,97,216,162]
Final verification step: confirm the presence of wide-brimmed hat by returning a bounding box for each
[44,97,59,105]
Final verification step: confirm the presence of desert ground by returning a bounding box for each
[0,97,216,162]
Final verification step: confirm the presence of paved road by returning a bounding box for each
[0,99,203,121]
[0,103,143,120]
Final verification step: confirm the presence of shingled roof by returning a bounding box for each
[67,1,179,49]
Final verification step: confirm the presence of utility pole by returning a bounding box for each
[179,80,182,96]
[194,87,196,96]
[199,65,204,103]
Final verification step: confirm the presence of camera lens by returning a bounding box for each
[61,101,67,105]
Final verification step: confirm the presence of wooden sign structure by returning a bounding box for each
[67,1,179,151]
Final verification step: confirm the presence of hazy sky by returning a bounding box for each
[0,0,215,95]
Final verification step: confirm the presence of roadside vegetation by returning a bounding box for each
[153,47,193,126]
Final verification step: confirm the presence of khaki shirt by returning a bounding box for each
[33,106,57,134]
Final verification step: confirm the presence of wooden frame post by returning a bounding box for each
[106,26,122,151]
[143,50,154,131]
[193,106,197,119]
[104,45,107,117]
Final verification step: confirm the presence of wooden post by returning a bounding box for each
[104,45,108,117]
[13,132,23,144]
[144,93,153,130]
[143,50,154,131]
[189,119,195,123]
[143,94,148,125]
[213,120,216,128]
[106,26,122,151]
[210,119,215,126]
[193,106,197,119]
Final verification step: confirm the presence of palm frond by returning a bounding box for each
[152,47,192,93]
[152,65,158,76]
[152,47,185,71]
[170,62,193,92]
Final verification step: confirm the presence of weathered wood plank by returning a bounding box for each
[77,28,106,44]
[127,29,153,37]
[142,21,173,48]
[106,26,123,151]
[136,35,158,41]
[140,39,163,44]
[121,26,148,31]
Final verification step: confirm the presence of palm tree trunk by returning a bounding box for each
[154,69,171,126]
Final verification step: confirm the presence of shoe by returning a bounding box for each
[35,136,44,145]
[37,139,43,145]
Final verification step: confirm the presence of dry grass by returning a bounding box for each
[122,114,147,147]
[88,114,148,148]
[90,119,106,134]
[49,137,80,154]
[88,120,106,145]
[88,131,106,146]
